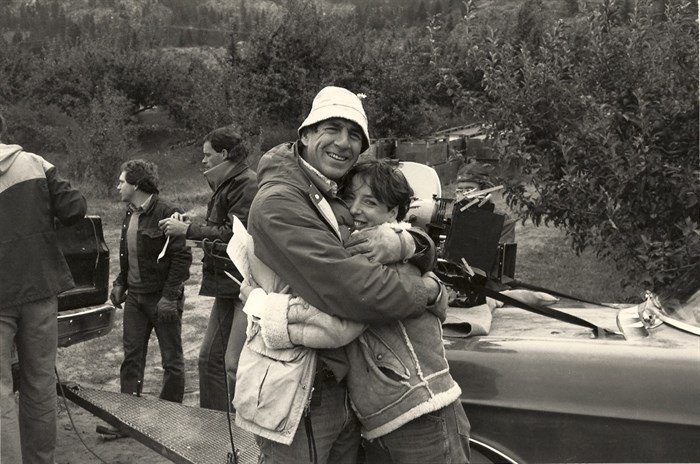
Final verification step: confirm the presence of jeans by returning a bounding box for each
[362,400,471,464]
[120,291,185,402]
[224,298,247,409]
[1,295,58,464]
[199,297,246,411]
[256,374,362,464]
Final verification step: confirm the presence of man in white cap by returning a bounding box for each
[236,87,444,463]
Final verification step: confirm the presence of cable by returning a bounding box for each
[55,367,109,464]
[202,237,239,463]
[87,216,101,289]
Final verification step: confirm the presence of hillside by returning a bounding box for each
[1,0,619,49]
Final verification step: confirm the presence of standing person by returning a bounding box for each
[234,87,445,464]
[111,159,191,404]
[245,159,470,464]
[158,126,257,411]
[0,112,87,464]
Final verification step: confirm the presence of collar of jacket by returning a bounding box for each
[298,150,338,198]
[287,143,340,240]
[256,141,349,240]
[128,194,158,215]
[204,159,249,193]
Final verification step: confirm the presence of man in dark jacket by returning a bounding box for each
[0,112,87,464]
[111,159,192,404]
[159,126,257,411]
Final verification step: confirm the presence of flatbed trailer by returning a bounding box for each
[58,383,259,464]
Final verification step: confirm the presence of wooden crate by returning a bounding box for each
[395,138,449,165]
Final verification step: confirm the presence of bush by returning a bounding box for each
[230,0,447,139]
[451,0,699,292]
[62,87,136,196]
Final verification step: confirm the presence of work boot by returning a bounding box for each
[96,424,128,440]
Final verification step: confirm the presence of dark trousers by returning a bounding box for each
[198,297,236,411]
[120,291,185,402]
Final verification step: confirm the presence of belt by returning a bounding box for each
[316,362,336,382]
[311,362,336,407]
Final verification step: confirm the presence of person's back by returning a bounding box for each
[0,112,87,464]
[0,146,85,307]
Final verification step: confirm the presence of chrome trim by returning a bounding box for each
[469,437,521,464]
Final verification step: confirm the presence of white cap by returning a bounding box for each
[298,86,370,153]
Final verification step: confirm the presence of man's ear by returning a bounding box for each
[300,133,309,146]
[221,149,228,159]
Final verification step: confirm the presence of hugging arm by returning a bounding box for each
[243,287,367,350]
[249,189,433,324]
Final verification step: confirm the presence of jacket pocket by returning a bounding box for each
[360,327,410,381]
[140,228,166,258]
[141,228,164,239]
[346,334,412,421]
[234,339,315,433]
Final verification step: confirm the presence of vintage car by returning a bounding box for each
[440,284,700,464]
[55,215,115,346]
[400,160,700,463]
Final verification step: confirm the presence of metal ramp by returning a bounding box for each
[59,383,259,464]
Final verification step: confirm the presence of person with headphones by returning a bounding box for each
[110,159,192,411]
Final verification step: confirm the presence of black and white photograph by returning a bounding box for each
[1,0,698,463]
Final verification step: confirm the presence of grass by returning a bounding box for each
[513,219,641,303]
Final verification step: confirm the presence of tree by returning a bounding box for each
[456,0,698,292]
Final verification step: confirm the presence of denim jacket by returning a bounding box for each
[114,195,192,300]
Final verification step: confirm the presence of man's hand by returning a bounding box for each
[421,271,448,321]
[158,213,190,238]
[345,225,415,264]
[239,277,258,304]
[156,297,180,323]
[110,285,127,308]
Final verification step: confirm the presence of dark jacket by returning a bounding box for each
[186,159,257,298]
[114,195,192,300]
[0,144,87,309]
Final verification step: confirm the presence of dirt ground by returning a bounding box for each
[54,231,218,464]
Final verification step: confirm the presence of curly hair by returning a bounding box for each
[120,159,159,194]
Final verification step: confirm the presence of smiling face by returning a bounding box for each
[202,141,227,171]
[344,175,398,230]
[300,118,363,181]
